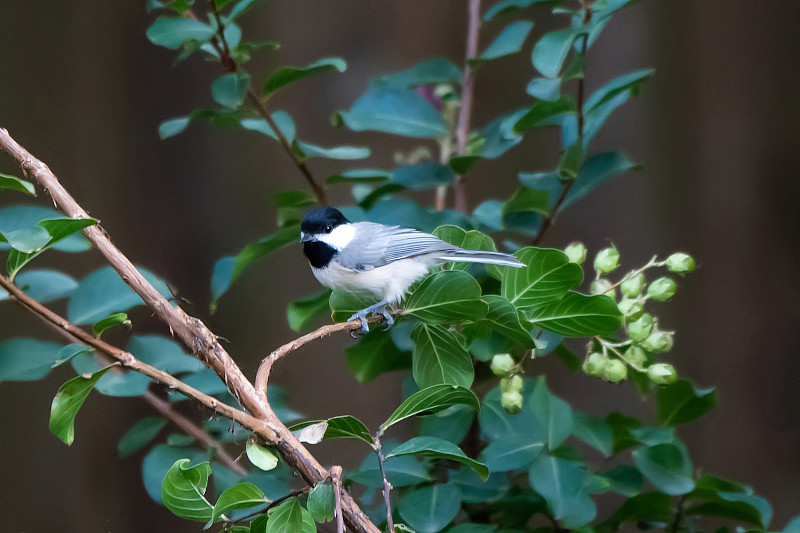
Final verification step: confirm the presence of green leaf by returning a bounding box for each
[601,465,644,497]
[160,459,214,521]
[657,379,718,427]
[597,492,672,532]
[686,475,772,529]
[783,515,800,533]
[290,415,374,445]
[0,269,78,303]
[479,380,541,440]
[529,454,597,527]
[502,188,551,233]
[473,111,524,159]
[411,323,474,389]
[513,96,576,132]
[127,335,204,374]
[146,16,216,49]
[383,384,479,431]
[528,291,622,337]
[501,247,583,311]
[67,266,173,324]
[572,412,613,457]
[387,436,489,481]
[158,117,190,139]
[558,140,585,180]
[266,497,316,533]
[0,338,63,383]
[329,290,375,321]
[372,57,462,88]
[346,328,412,382]
[326,168,391,185]
[632,442,695,495]
[263,57,347,96]
[561,151,639,210]
[528,377,573,449]
[526,76,561,101]
[398,484,461,533]
[240,111,296,142]
[294,140,370,160]
[419,404,474,444]
[585,69,655,114]
[7,217,97,279]
[532,28,579,78]
[476,21,534,62]
[229,0,264,20]
[49,365,115,445]
[484,0,553,20]
[583,88,633,146]
[404,271,488,324]
[390,162,454,191]
[350,451,430,488]
[337,87,448,138]
[0,172,35,195]
[307,482,336,523]
[479,295,535,348]
[211,482,268,524]
[0,205,90,252]
[141,445,208,503]
[118,417,167,457]
[211,71,250,109]
[480,437,545,472]
[287,289,331,332]
[92,312,131,336]
[246,439,279,471]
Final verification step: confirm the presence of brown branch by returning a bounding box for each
[452,0,481,213]
[373,430,395,533]
[206,1,327,205]
[0,127,378,533]
[532,5,592,246]
[331,465,345,533]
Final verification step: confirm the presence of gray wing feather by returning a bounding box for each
[336,222,458,270]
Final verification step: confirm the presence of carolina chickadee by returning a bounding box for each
[300,206,524,332]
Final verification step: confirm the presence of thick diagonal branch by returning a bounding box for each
[0,127,378,533]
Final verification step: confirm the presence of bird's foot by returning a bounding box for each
[348,300,393,334]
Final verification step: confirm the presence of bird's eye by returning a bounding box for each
[325,225,333,233]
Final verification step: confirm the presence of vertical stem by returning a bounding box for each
[374,430,394,533]
[331,466,346,533]
[452,0,481,213]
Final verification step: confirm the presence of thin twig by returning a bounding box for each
[452,0,481,213]
[532,5,592,246]
[669,494,687,533]
[331,465,346,533]
[373,431,395,533]
[0,127,379,533]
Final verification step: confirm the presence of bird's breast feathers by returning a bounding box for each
[311,258,431,304]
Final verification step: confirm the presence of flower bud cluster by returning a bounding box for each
[491,354,524,414]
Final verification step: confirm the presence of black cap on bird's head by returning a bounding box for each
[300,206,350,242]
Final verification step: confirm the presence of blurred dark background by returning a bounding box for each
[1,1,798,531]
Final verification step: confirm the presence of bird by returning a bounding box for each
[299,206,525,333]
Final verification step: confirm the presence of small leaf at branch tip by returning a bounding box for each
[292,420,328,444]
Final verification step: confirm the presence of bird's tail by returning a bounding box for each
[440,250,525,268]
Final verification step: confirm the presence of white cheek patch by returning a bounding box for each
[318,223,356,251]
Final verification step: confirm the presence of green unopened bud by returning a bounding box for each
[620,271,646,297]
[501,390,524,414]
[642,330,674,353]
[617,298,644,321]
[665,252,695,275]
[603,359,628,383]
[628,313,654,342]
[582,352,607,377]
[591,278,615,300]
[625,345,648,368]
[564,242,588,264]
[594,246,620,274]
[647,363,678,385]
[500,374,523,394]
[647,277,677,302]
[490,353,516,376]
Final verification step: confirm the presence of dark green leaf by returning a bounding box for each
[70,352,149,397]
[141,445,208,503]
[373,57,462,88]
[246,440,279,471]
[358,183,406,210]
[346,328,412,382]
[529,454,596,527]
[601,465,644,497]
[383,384,479,430]
[294,140,370,160]
[0,338,63,383]
[479,380,541,440]
[67,266,172,324]
[558,140,585,180]
[49,365,115,445]
[211,71,250,109]
[480,437,545,472]
[597,492,672,532]
[388,436,488,480]
[326,168,391,185]
[337,87,448,138]
[473,111,524,158]
[0,269,78,303]
[0,172,35,195]
[561,151,639,210]
[526,77,561,101]
[518,171,562,210]
[532,28,578,78]
[633,442,695,495]
[528,377,573,449]
[605,412,643,453]
[585,69,655,114]
[411,323,474,389]
[418,404,474,444]
[630,426,675,446]
[92,312,131,336]
[583,89,632,146]
[290,415,374,445]
[528,291,622,337]
[476,21,534,61]
[484,0,554,20]
[160,459,214,521]
[480,295,535,347]
[7,217,97,279]
[118,417,167,457]
[211,482,268,524]
[307,482,336,523]
[263,57,347,96]
[349,451,430,488]
[500,247,583,311]
[329,290,375,322]
[572,412,613,457]
[657,379,718,427]
[472,200,503,231]
[146,16,216,49]
[128,335,205,374]
[502,188,551,231]
[398,484,461,533]
[0,205,90,252]
[390,162,454,190]
[229,0,263,20]
[513,96,576,132]
[404,270,488,324]
[287,289,331,332]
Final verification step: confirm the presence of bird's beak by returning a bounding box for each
[300,232,315,243]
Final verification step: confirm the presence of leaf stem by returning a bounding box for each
[597,336,645,372]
